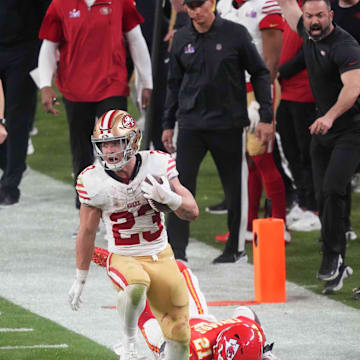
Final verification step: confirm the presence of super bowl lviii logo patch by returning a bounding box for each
[69,9,80,18]
[224,337,240,360]
[184,44,195,54]
[123,115,135,129]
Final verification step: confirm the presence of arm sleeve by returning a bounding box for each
[239,28,273,123]
[125,26,153,89]
[162,34,184,129]
[38,39,58,88]
[278,48,306,79]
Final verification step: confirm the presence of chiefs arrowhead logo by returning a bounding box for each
[224,337,240,360]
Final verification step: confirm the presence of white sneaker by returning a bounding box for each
[286,203,305,226]
[288,211,321,232]
[284,228,291,243]
[345,230,357,241]
[29,126,38,136]
[27,138,34,155]
[113,342,148,360]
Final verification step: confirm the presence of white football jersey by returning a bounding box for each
[76,150,178,257]
[218,0,282,81]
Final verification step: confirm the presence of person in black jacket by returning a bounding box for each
[161,0,274,264]
[278,0,360,293]
[0,0,51,206]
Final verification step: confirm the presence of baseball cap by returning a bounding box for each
[183,0,207,5]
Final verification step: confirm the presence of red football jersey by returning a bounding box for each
[189,316,266,360]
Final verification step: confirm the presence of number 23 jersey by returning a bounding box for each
[76,150,178,257]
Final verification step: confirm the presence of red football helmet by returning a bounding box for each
[213,324,263,360]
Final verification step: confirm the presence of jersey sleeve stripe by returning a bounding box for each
[76,189,88,195]
[167,164,176,172]
[262,6,282,14]
[182,269,205,315]
[78,194,91,200]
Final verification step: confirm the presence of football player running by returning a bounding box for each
[68,109,199,360]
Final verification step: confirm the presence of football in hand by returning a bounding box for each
[143,175,175,213]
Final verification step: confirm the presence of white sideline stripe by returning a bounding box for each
[0,328,34,332]
[0,344,68,350]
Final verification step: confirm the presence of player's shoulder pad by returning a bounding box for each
[142,150,178,179]
[76,163,105,205]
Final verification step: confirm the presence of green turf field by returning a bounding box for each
[0,297,118,360]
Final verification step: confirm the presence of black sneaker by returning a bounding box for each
[322,265,353,294]
[317,253,342,281]
[0,190,19,207]
[205,200,227,215]
[212,251,248,264]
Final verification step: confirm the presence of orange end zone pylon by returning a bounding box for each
[253,218,286,303]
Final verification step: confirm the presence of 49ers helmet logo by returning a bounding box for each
[123,115,135,129]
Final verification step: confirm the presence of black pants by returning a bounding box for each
[167,127,246,259]
[311,129,360,260]
[63,96,127,208]
[276,100,317,210]
[0,41,39,198]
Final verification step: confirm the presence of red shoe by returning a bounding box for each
[215,231,229,243]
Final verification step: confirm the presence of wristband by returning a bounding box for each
[0,118,6,127]
[76,269,89,283]
[168,192,182,211]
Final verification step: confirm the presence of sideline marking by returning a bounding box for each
[101,300,259,310]
[0,328,34,332]
[0,344,68,350]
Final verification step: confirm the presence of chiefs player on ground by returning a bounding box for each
[92,248,279,360]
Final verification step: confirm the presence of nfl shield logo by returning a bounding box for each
[216,43,222,51]
[224,337,240,360]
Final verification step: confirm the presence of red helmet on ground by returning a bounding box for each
[213,324,263,360]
